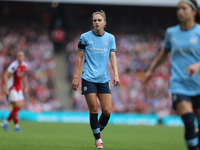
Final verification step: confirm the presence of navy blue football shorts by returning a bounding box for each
[171,94,200,110]
[81,78,111,95]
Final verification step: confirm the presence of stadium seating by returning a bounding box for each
[0,24,61,112]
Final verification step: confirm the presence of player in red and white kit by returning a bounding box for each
[1,51,28,132]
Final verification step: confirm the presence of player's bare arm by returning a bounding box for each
[72,50,84,91]
[142,48,170,84]
[109,51,120,87]
[3,71,11,96]
[22,74,28,94]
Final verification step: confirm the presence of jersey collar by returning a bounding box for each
[92,30,105,37]
[180,23,197,31]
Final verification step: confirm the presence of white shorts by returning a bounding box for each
[8,89,24,102]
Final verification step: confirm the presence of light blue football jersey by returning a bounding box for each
[165,23,200,96]
[78,30,116,83]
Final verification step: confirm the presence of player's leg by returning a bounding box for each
[1,89,18,131]
[2,89,24,132]
[12,99,23,132]
[97,81,111,132]
[98,94,111,132]
[85,93,103,148]
[193,95,200,149]
[82,79,103,148]
[174,95,198,150]
[194,109,200,149]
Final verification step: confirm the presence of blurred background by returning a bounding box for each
[0,0,199,126]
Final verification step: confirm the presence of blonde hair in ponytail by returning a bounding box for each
[92,10,106,21]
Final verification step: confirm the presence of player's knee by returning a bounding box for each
[13,101,23,109]
[18,105,23,109]
[177,101,193,115]
[19,103,22,108]
[89,106,98,114]
[102,109,111,116]
[15,105,22,109]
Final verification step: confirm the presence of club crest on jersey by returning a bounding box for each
[190,37,197,44]
[105,41,108,45]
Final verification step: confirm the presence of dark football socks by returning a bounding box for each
[99,113,110,131]
[182,113,198,150]
[90,113,101,140]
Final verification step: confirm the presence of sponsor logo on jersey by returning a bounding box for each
[17,68,25,77]
[90,48,107,51]
[173,48,196,55]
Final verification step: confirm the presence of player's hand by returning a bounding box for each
[72,77,79,91]
[24,87,28,94]
[113,74,120,87]
[142,70,154,84]
[5,88,9,96]
[185,62,200,77]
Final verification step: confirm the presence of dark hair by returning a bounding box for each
[190,0,200,23]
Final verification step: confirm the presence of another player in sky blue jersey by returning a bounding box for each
[72,10,120,149]
[143,1,200,150]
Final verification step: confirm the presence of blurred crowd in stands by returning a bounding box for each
[0,22,174,117]
[66,30,175,117]
[0,23,62,112]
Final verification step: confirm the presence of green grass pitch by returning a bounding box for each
[0,122,186,150]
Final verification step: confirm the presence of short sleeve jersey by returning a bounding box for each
[164,24,200,96]
[7,60,28,91]
[78,30,116,83]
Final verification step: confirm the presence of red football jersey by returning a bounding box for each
[7,60,28,91]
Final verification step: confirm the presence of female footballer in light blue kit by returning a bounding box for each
[72,10,120,149]
[143,0,200,150]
